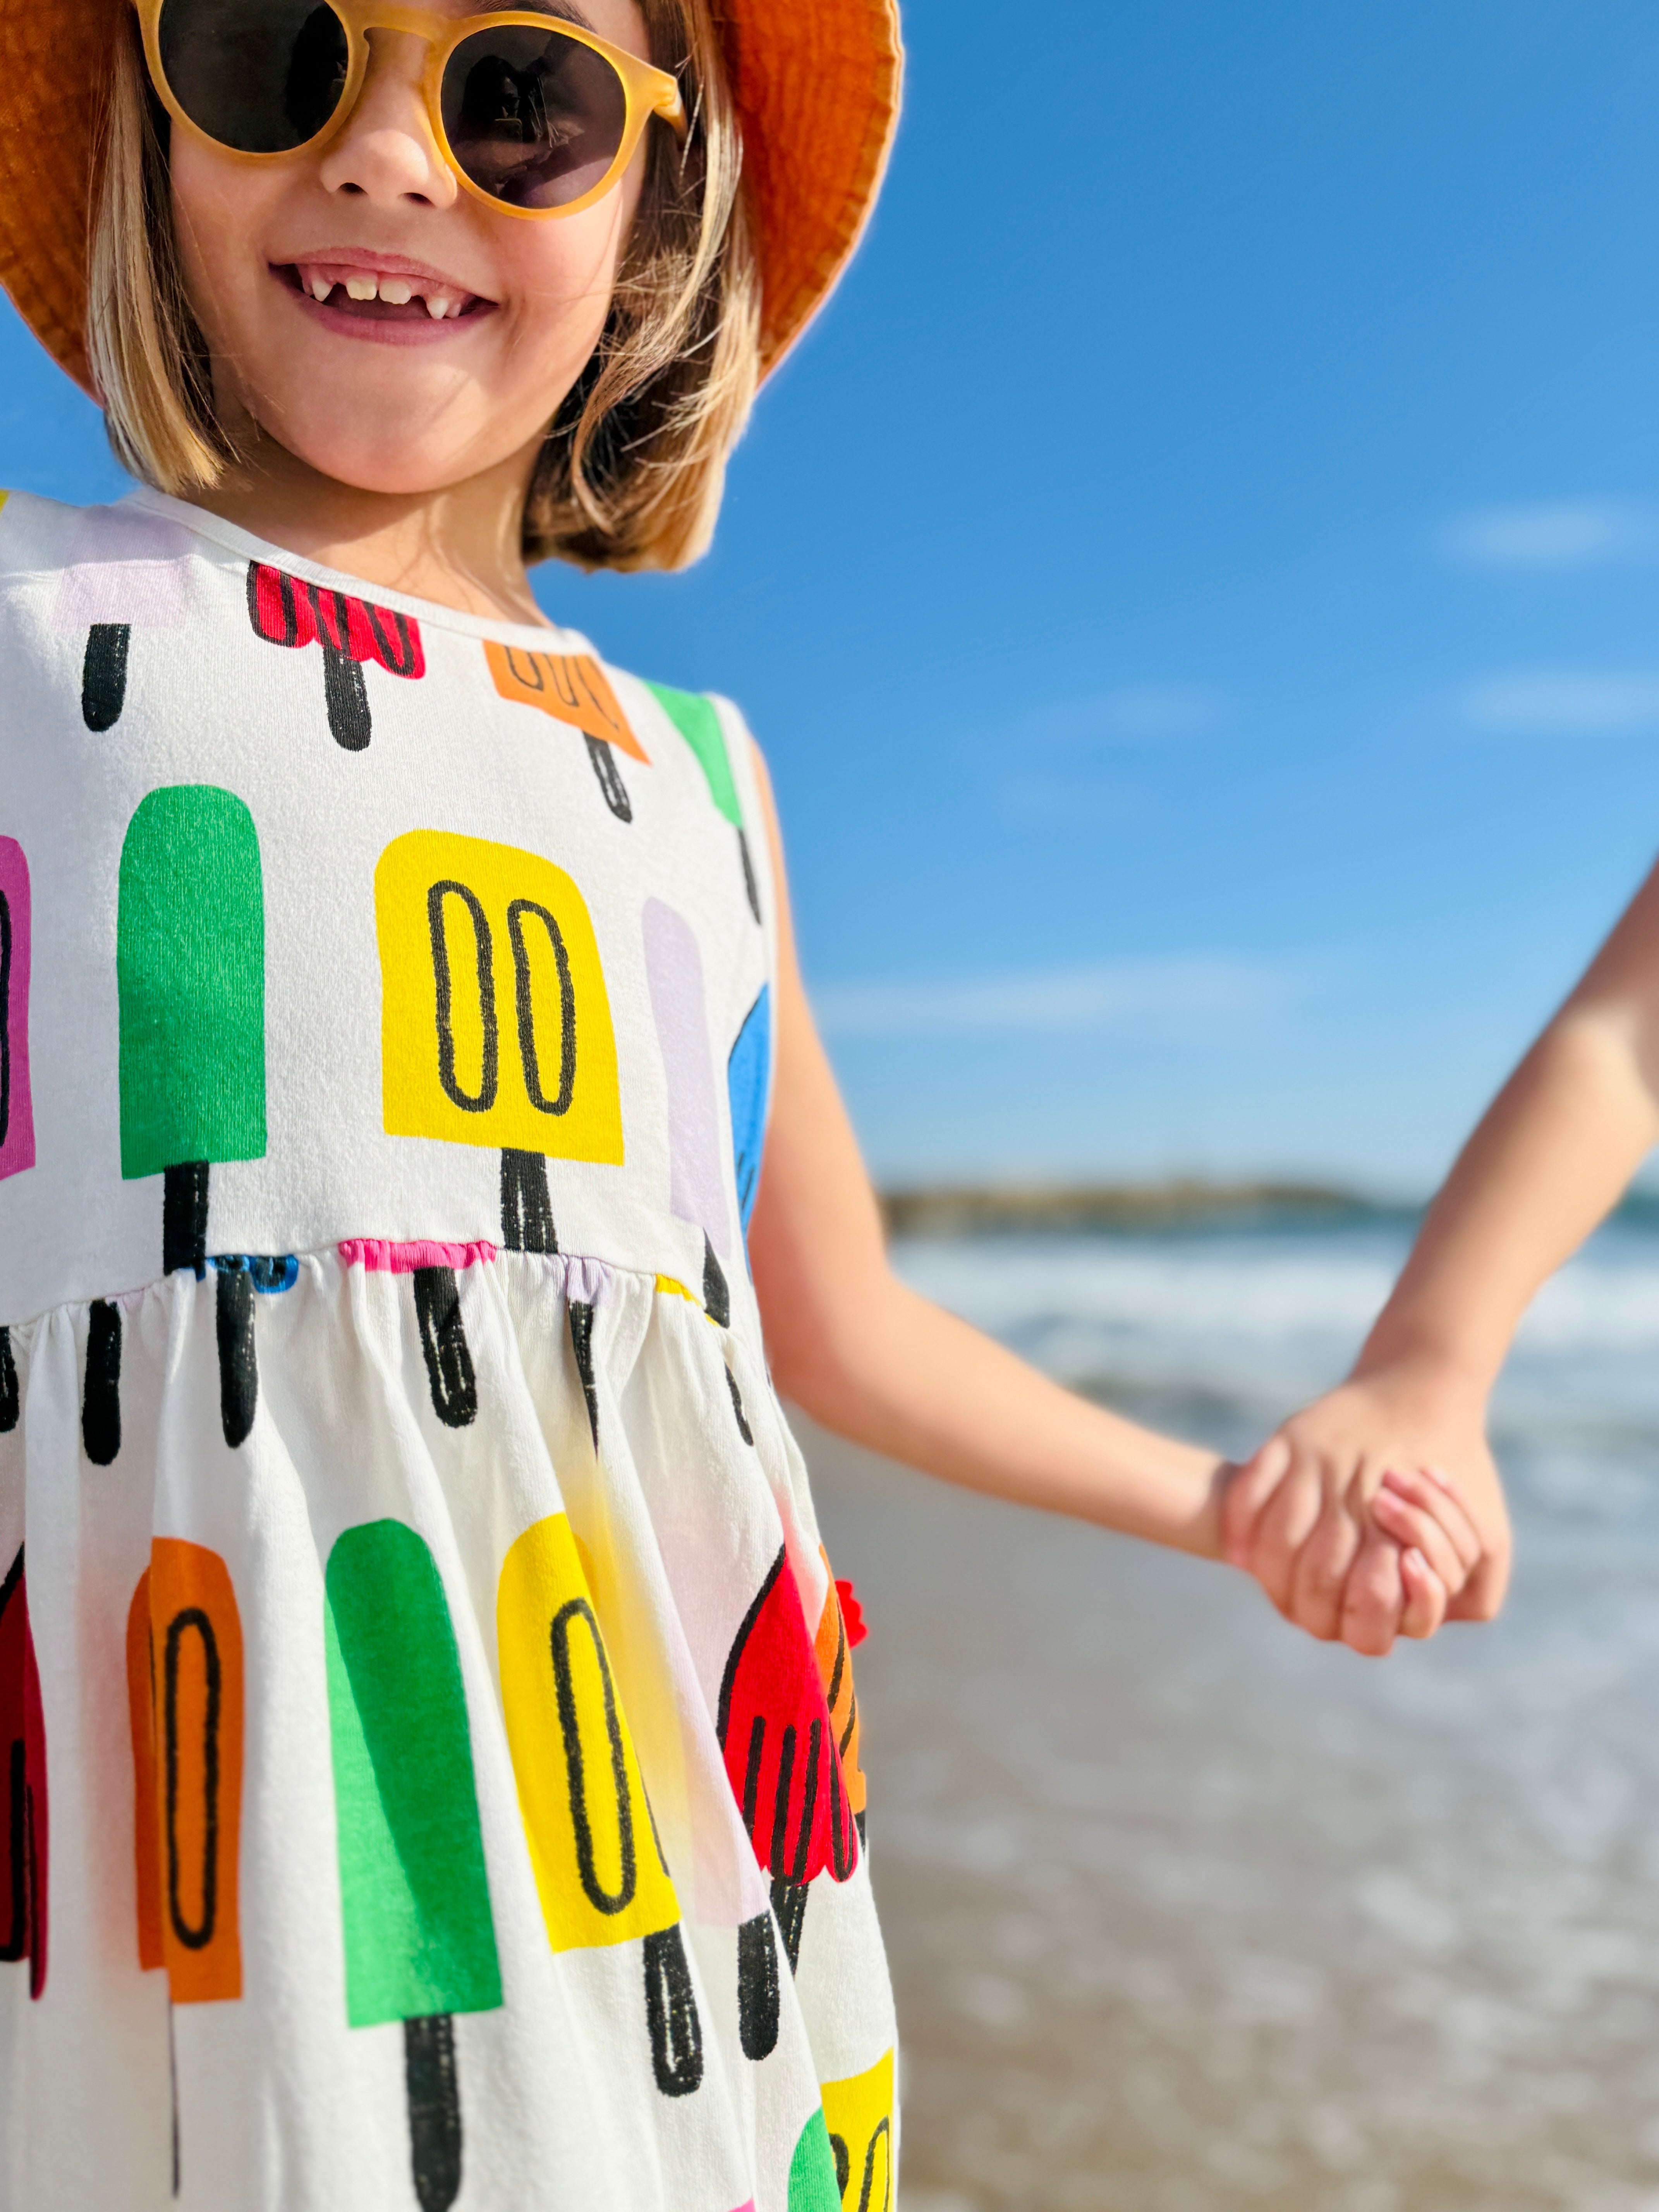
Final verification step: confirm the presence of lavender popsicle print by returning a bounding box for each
[642,899,733,1324]
[0,837,35,1436]
[0,838,35,1188]
[52,508,192,730]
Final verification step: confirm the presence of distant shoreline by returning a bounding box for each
[878,1178,1659,1238]
[878,1179,1409,1237]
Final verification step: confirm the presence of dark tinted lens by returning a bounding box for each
[441,26,627,209]
[157,0,350,153]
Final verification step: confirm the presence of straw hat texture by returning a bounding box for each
[0,0,903,393]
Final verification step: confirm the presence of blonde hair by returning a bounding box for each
[86,2,760,571]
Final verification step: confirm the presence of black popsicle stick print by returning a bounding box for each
[413,1268,478,1428]
[584,736,632,821]
[0,1327,17,1433]
[736,829,761,924]
[82,1301,122,1465]
[215,1266,257,1449]
[725,1365,754,1446]
[500,1149,556,1253]
[322,647,371,752]
[702,1235,730,1329]
[770,1875,810,1974]
[163,1162,210,1278]
[404,2013,464,2212]
[736,1911,780,2060]
[82,623,130,731]
[567,1300,599,1449]
[168,2007,180,2196]
[246,563,425,751]
[642,1925,704,2097]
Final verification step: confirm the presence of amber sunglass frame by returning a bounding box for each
[135,0,687,220]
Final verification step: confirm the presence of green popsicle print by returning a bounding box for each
[644,683,762,923]
[325,1522,501,2212]
[117,787,267,1444]
[117,786,266,1277]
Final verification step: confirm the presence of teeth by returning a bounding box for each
[296,264,472,315]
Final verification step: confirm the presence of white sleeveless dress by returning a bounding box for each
[0,489,895,2212]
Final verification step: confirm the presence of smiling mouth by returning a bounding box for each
[276,261,495,323]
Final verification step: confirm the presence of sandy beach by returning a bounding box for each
[800,1220,1659,2211]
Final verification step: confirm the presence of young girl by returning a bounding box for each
[0,0,1473,2204]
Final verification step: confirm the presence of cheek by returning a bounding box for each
[495,191,638,375]
[167,139,277,342]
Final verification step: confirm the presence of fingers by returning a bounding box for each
[1221,1434,1292,1567]
[1247,1458,1326,1614]
[1378,1465,1484,1572]
[1398,1546,1449,1640]
[1447,1544,1512,1623]
[1285,1494,1364,1641]
[1337,1528,1405,1657]
[1369,1482,1474,1599]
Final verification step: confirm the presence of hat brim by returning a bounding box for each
[0,0,902,395]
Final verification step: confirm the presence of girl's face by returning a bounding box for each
[169,0,653,496]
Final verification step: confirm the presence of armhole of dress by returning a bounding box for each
[709,692,781,1172]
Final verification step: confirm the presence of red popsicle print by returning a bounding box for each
[0,1547,48,1997]
[718,1547,859,1996]
[246,563,424,750]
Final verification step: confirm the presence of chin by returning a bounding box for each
[287,440,485,495]
[254,390,501,495]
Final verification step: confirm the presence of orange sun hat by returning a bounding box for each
[0,0,903,394]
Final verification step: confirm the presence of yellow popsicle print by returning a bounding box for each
[821,2048,894,2212]
[498,1513,679,1951]
[376,831,623,1162]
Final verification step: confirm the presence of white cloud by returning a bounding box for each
[1458,669,1659,735]
[1439,500,1652,568]
[813,956,1288,1040]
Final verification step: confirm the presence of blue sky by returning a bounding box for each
[8,0,1659,1191]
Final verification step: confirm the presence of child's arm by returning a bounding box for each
[1224,857,1659,1652]
[746,750,1448,1627]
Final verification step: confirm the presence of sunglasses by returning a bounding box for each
[135,0,687,218]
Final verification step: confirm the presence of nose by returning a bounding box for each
[316,28,458,210]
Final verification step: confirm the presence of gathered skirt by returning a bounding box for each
[0,1244,895,2211]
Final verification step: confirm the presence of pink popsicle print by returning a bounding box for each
[53,508,192,732]
[642,898,732,1323]
[0,838,34,1183]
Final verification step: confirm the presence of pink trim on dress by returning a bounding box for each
[338,1237,498,1274]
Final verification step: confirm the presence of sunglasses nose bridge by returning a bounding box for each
[316,19,458,205]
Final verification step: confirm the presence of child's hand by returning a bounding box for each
[1221,1369,1510,1656]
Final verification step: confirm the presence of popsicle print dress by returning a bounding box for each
[0,490,896,2212]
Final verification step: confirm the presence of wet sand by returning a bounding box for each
[801,1412,1659,2212]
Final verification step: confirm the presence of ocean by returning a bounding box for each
[800,1212,1659,2212]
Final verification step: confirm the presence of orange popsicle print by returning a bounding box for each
[125,1543,245,2002]
[485,642,649,821]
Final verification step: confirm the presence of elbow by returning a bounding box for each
[757,1259,908,1436]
